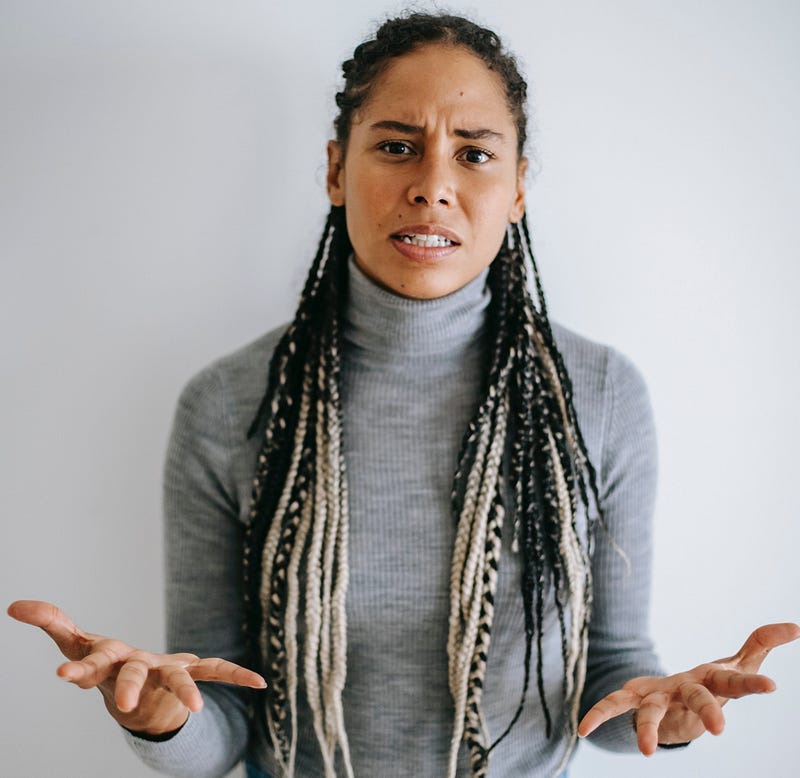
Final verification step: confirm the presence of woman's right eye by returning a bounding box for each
[378,141,414,156]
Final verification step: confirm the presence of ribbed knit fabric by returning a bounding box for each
[124,258,663,777]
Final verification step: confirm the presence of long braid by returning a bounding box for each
[244,207,355,776]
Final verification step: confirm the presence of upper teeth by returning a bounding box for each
[400,234,453,247]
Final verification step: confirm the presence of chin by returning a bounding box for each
[356,252,473,300]
[387,275,465,300]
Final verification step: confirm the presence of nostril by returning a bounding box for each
[414,195,427,204]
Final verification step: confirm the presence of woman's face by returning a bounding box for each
[327,43,527,300]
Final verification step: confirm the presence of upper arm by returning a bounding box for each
[163,366,248,662]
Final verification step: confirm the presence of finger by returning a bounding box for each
[679,682,724,735]
[732,623,800,672]
[57,640,131,688]
[187,657,267,689]
[635,691,671,756]
[703,667,776,699]
[578,689,640,737]
[114,656,157,712]
[7,600,91,658]
[157,665,204,712]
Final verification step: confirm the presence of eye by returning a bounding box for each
[459,147,494,164]
[378,140,415,156]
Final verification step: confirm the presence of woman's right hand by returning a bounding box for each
[7,600,266,737]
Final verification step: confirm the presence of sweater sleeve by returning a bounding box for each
[122,365,254,777]
[579,346,665,752]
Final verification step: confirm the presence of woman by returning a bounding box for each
[9,12,798,778]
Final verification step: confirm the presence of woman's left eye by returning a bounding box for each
[459,148,493,164]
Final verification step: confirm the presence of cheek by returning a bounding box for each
[345,166,395,206]
[346,181,392,233]
[471,176,517,217]
[469,183,516,239]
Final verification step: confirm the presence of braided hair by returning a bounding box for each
[243,13,603,777]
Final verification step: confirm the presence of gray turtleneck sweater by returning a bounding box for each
[125,259,662,777]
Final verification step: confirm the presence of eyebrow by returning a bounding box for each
[369,120,506,143]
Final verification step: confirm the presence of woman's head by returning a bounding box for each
[333,13,529,158]
[327,13,531,299]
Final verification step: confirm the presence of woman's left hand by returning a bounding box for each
[577,622,800,755]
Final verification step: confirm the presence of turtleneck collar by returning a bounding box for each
[342,256,491,358]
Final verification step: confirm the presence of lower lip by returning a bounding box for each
[390,237,460,263]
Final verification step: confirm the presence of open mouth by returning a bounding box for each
[391,233,459,248]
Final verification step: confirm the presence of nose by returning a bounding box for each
[407,152,454,207]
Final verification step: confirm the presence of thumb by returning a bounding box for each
[8,600,92,660]
[728,623,800,672]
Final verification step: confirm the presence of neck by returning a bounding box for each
[343,256,491,358]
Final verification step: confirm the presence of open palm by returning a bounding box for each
[579,622,800,755]
[7,600,266,736]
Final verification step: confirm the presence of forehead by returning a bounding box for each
[354,43,514,130]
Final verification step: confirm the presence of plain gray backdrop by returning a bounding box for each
[2,1,798,776]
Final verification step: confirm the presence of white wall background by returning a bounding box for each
[2,1,798,776]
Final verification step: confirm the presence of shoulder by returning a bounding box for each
[548,320,653,464]
[550,320,645,388]
[176,323,289,438]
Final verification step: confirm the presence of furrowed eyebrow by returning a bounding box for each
[370,120,423,134]
[454,128,506,142]
[369,120,506,143]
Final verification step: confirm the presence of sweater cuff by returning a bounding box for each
[122,715,189,742]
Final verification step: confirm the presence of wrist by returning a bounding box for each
[100,689,191,737]
[631,711,691,750]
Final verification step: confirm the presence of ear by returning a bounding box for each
[509,156,528,223]
[327,140,346,206]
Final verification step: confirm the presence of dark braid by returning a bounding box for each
[244,12,604,777]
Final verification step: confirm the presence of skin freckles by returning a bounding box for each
[327,43,527,300]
